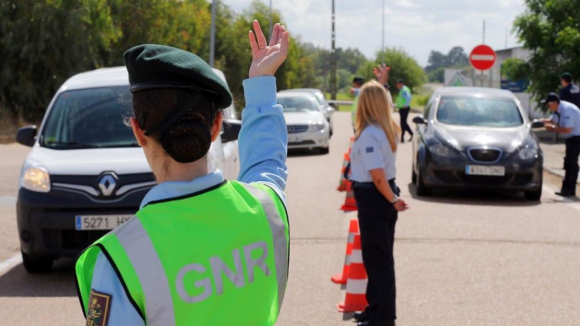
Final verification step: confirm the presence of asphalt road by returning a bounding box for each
[1,112,580,325]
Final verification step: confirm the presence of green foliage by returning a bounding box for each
[513,0,580,106]
[501,58,530,81]
[373,47,425,94]
[0,0,423,123]
[427,67,445,83]
[425,46,469,73]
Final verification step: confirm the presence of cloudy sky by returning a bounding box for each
[222,0,527,67]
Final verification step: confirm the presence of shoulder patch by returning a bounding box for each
[86,289,112,326]
[366,147,374,153]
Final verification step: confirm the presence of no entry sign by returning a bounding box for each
[469,45,496,71]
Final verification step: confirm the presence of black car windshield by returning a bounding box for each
[278,96,319,112]
[41,86,136,149]
[436,96,523,127]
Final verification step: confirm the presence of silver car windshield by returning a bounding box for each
[278,96,319,112]
[41,86,137,149]
[436,96,523,127]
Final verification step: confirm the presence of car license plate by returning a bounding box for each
[75,215,134,231]
[465,165,505,176]
[289,135,302,143]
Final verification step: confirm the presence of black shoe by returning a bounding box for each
[356,322,395,326]
[353,312,369,322]
[400,138,405,143]
[408,134,413,142]
[555,191,576,197]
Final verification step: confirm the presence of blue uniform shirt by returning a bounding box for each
[550,100,580,137]
[350,124,398,182]
[87,76,288,325]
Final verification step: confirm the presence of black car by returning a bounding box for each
[411,87,544,200]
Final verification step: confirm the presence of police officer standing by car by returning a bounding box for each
[542,92,580,197]
[75,20,290,325]
[349,64,409,326]
[559,73,580,108]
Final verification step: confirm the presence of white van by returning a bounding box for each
[15,67,241,273]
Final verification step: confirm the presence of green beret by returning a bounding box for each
[124,44,232,110]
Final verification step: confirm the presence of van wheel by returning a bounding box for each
[411,167,417,184]
[416,169,432,196]
[22,251,53,274]
[319,146,330,155]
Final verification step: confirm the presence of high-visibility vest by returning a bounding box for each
[396,85,411,109]
[75,181,290,326]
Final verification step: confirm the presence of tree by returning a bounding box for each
[357,48,425,95]
[513,0,580,107]
[0,0,119,120]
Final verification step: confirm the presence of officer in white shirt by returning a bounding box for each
[348,72,409,326]
[542,92,580,197]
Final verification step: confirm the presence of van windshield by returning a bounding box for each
[41,86,137,149]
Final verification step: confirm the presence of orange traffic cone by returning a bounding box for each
[340,185,357,211]
[331,218,359,284]
[337,234,368,312]
[337,152,352,192]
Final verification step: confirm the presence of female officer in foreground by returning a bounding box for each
[349,77,409,326]
[75,20,290,325]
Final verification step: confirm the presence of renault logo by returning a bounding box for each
[98,174,117,197]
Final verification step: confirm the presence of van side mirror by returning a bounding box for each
[412,116,427,124]
[221,119,241,143]
[16,125,37,147]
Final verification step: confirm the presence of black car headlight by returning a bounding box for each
[428,143,457,157]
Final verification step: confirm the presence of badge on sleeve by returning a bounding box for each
[366,147,374,153]
[86,289,112,326]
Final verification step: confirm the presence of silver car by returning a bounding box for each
[280,88,335,137]
[277,92,330,154]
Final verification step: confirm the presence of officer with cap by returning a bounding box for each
[542,92,580,197]
[75,20,291,325]
[351,76,365,129]
[559,73,580,108]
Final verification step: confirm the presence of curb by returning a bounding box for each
[543,167,580,189]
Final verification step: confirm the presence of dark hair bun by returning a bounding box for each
[160,114,211,163]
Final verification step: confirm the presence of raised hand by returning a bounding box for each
[373,64,391,85]
[248,20,290,78]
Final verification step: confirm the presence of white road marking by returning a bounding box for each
[0,253,22,277]
[543,185,580,212]
[0,196,16,207]
[471,54,495,61]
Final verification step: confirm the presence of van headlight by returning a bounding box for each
[20,161,51,193]
[308,122,326,132]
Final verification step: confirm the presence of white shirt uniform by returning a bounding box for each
[350,124,397,182]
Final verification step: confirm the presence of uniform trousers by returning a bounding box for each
[563,136,580,195]
[398,107,413,140]
[353,180,400,323]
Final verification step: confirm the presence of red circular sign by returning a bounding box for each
[469,45,496,71]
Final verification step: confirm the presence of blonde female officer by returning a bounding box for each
[75,20,290,325]
[349,75,409,326]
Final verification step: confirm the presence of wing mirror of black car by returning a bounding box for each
[16,125,37,147]
[221,119,242,143]
[531,120,545,129]
[412,116,427,124]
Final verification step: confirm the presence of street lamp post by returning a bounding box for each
[330,0,337,100]
[382,0,385,64]
[209,0,216,67]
